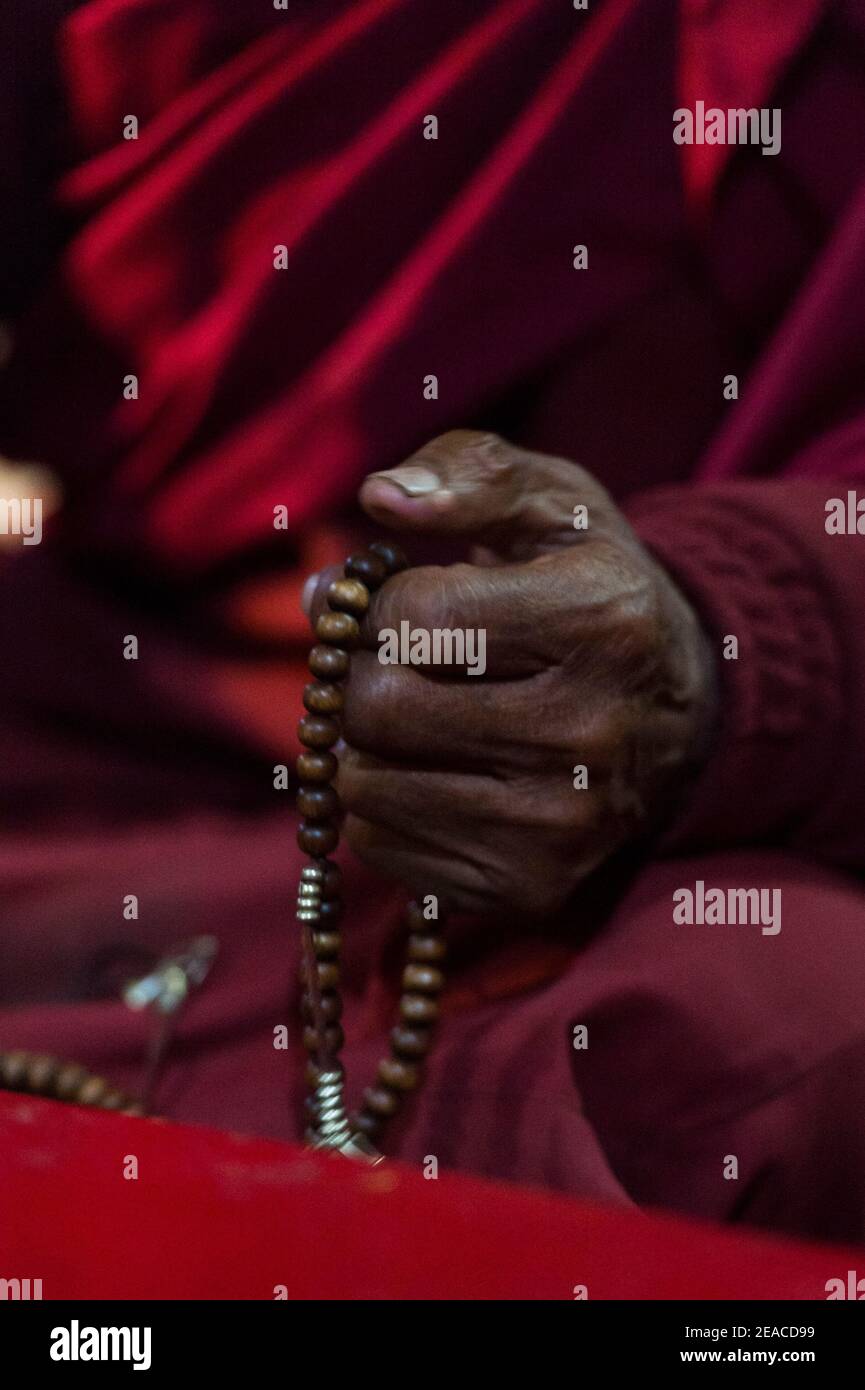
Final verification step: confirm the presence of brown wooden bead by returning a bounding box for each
[390,1026,433,1059]
[297,822,338,856]
[304,1058,343,1091]
[309,961,339,991]
[369,540,409,574]
[317,898,343,924]
[354,1110,383,1140]
[302,989,342,1023]
[298,714,340,750]
[315,611,360,647]
[327,578,370,617]
[303,681,345,714]
[377,1057,420,1091]
[400,993,439,1025]
[407,933,447,963]
[54,1063,90,1101]
[402,963,445,994]
[362,1084,401,1118]
[296,786,339,821]
[308,645,349,679]
[311,929,342,959]
[296,750,338,784]
[77,1075,109,1107]
[303,1024,344,1054]
[25,1054,58,1092]
[100,1089,129,1111]
[0,1050,28,1087]
[345,552,388,590]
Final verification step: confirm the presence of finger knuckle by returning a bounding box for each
[616,586,663,658]
[341,663,405,752]
[369,568,448,640]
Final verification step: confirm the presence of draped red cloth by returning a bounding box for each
[3,1090,861,1300]
[1,0,822,572]
[4,0,865,1241]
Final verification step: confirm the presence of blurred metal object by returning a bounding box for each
[123,935,218,1014]
[309,1070,384,1166]
[123,935,219,1111]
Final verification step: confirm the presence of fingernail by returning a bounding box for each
[301,572,320,616]
[367,465,441,497]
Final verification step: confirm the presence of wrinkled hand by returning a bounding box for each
[306,431,716,918]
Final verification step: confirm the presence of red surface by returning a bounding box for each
[0,1093,860,1300]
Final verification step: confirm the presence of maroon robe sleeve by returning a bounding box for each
[629,460,865,869]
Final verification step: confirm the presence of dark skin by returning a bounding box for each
[306,430,717,919]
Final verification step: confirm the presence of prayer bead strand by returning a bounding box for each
[296,543,447,1158]
[0,1049,144,1115]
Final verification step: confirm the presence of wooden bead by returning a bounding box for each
[402,963,445,994]
[390,1026,433,1059]
[297,822,339,856]
[400,993,439,1025]
[327,578,369,617]
[302,989,342,1022]
[310,934,340,967]
[354,1110,383,1140]
[315,611,360,647]
[298,714,340,750]
[54,1063,89,1101]
[100,1089,129,1111]
[377,1057,420,1091]
[308,645,349,679]
[303,1024,344,1054]
[296,786,339,821]
[303,681,344,714]
[345,552,388,590]
[309,961,339,991]
[362,1084,401,1117]
[77,1075,109,1107]
[305,1059,323,1089]
[317,898,343,924]
[369,540,409,575]
[0,1051,28,1087]
[311,929,342,960]
[25,1054,58,1092]
[296,751,338,784]
[407,933,447,963]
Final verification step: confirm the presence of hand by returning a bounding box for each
[306,431,716,918]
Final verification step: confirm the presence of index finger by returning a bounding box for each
[307,555,579,679]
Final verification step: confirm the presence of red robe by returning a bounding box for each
[2,0,865,1243]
